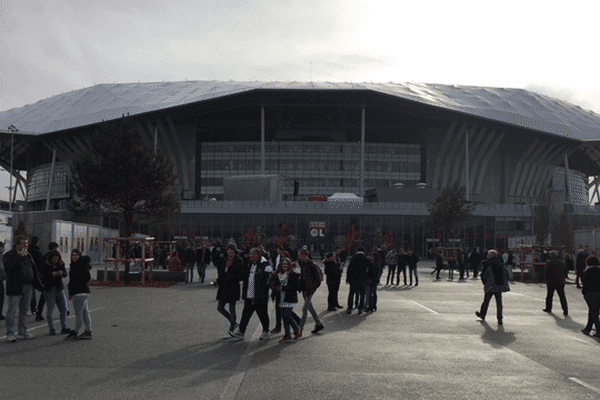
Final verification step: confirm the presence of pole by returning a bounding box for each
[261,106,265,174]
[465,127,470,201]
[154,125,158,153]
[8,130,14,213]
[45,148,57,211]
[360,107,365,199]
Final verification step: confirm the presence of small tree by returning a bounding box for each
[425,183,474,246]
[70,120,181,237]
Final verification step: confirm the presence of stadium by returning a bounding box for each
[2,80,600,257]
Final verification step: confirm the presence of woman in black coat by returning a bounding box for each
[66,249,92,340]
[217,243,244,338]
[39,251,70,335]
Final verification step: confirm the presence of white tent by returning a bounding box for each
[328,193,363,202]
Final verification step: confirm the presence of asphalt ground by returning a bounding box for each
[1,260,600,400]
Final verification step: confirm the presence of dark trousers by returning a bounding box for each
[397,263,407,284]
[386,265,396,285]
[238,298,269,334]
[327,281,341,309]
[545,285,568,312]
[217,300,237,331]
[197,262,208,283]
[479,291,503,321]
[347,282,365,310]
[459,263,466,279]
[0,280,4,316]
[471,263,479,278]
[583,292,600,333]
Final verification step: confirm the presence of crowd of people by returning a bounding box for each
[0,235,93,342]
[1,236,599,343]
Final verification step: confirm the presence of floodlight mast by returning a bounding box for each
[6,125,18,213]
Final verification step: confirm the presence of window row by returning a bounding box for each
[202,142,420,155]
[200,160,420,173]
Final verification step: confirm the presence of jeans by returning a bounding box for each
[6,284,33,336]
[545,285,568,313]
[197,262,208,283]
[299,292,321,329]
[185,263,195,283]
[583,292,600,333]
[409,266,418,285]
[45,288,69,332]
[280,306,300,338]
[479,291,503,321]
[217,299,237,331]
[364,283,377,310]
[72,293,92,334]
[396,264,407,284]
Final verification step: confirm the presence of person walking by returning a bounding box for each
[217,243,244,339]
[581,255,600,337]
[397,248,408,285]
[346,247,371,315]
[39,250,71,335]
[575,249,587,289]
[3,236,43,342]
[365,251,382,312]
[433,250,444,280]
[28,236,44,320]
[407,248,419,286]
[470,247,482,278]
[475,250,511,325]
[196,242,211,284]
[271,258,302,344]
[542,250,569,315]
[183,242,196,283]
[323,252,343,311]
[232,247,272,341]
[384,247,397,286]
[65,249,92,340]
[297,248,324,334]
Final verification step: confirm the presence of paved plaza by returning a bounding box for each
[1,260,600,400]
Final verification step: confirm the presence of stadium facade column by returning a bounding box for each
[360,107,365,199]
[45,148,57,211]
[465,126,470,201]
[261,106,265,174]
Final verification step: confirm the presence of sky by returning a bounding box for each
[1,0,600,201]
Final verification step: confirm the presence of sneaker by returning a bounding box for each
[311,324,324,334]
[231,330,244,340]
[260,331,270,340]
[223,333,233,339]
[358,309,364,315]
[279,336,293,344]
[498,320,503,325]
[293,328,302,340]
[270,328,281,334]
[542,309,551,313]
[17,332,34,340]
[6,334,16,342]
[581,329,591,335]
[35,315,44,321]
[65,331,78,340]
[346,308,352,315]
[49,330,56,336]
[61,328,73,335]
[475,311,485,320]
[78,331,92,340]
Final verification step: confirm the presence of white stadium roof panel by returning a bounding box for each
[1,80,600,140]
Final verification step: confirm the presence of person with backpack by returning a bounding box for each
[297,247,324,335]
[385,248,398,286]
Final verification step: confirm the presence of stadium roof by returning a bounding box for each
[1,80,600,140]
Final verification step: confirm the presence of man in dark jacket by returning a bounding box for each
[297,248,324,334]
[232,248,272,340]
[346,247,372,315]
[542,250,569,315]
[4,236,43,342]
[476,250,510,325]
[575,249,588,289]
[183,242,196,283]
[196,242,211,284]
[324,252,343,311]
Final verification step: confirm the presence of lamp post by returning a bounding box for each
[6,125,18,213]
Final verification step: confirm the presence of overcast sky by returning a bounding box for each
[1,0,600,201]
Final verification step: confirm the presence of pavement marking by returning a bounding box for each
[219,321,263,400]
[0,306,106,339]
[410,301,438,314]
[506,292,544,301]
[569,377,600,394]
